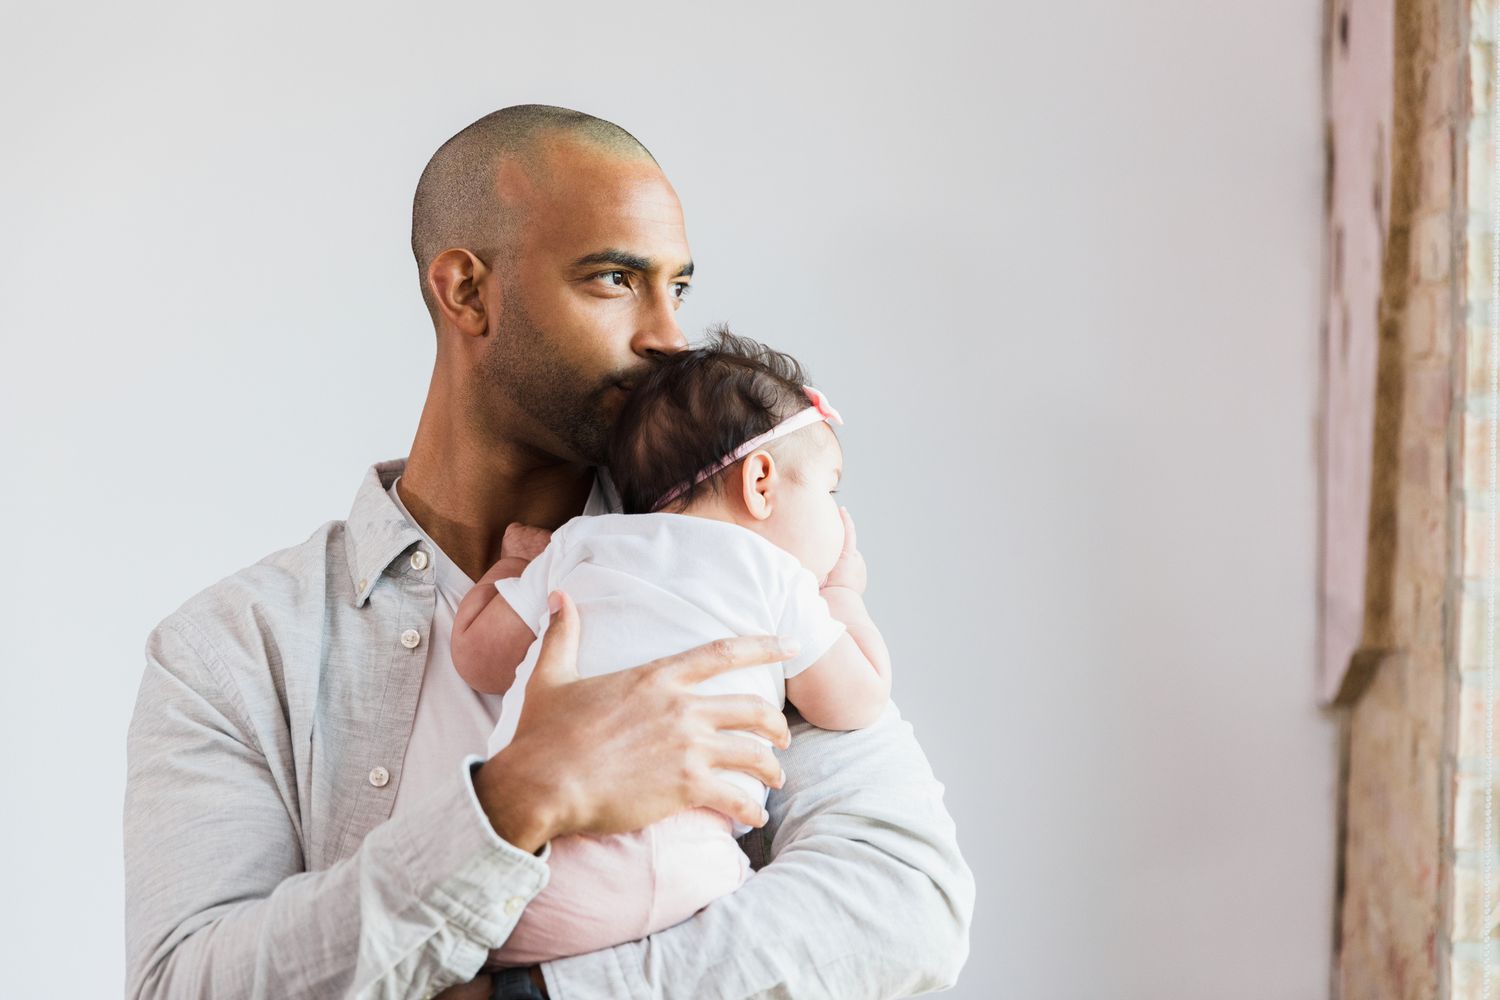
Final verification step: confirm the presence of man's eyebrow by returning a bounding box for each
[571,249,694,278]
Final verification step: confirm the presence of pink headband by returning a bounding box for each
[653,385,844,511]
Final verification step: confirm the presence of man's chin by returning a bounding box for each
[563,413,614,468]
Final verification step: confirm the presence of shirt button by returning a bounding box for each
[410,550,429,572]
[504,896,524,915]
[400,628,421,649]
[368,766,389,787]
[357,578,368,593]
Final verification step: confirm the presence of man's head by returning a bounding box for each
[411,105,693,466]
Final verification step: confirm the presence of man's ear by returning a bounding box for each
[740,451,777,522]
[426,248,494,338]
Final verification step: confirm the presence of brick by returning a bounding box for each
[1450,956,1500,1000]
[1467,323,1500,398]
[1406,287,1438,359]
[1470,40,1494,120]
[1417,211,1454,283]
[1405,439,1437,496]
[1463,589,1492,669]
[1410,362,1454,431]
[1450,856,1500,941]
[1423,126,1455,207]
[1466,213,1493,299]
[1467,126,1489,210]
[1464,412,1500,497]
[1422,49,1457,125]
[1438,0,1461,53]
[1457,672,1500,761]
[1465,505,1497,580]
[1454,771,1500,849]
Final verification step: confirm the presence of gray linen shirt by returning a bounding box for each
[123,458,974,999]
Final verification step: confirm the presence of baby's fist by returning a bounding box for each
[821,507,868,594]
[501,523,552,563]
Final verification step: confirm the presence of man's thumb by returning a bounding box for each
[528,590,580,688]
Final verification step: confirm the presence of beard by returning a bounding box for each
[474,287,621,466]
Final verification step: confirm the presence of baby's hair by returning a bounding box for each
[608,326,823,514]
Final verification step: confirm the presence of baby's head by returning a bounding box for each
[607,327,846,579]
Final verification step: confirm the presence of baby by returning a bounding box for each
[450,328,892,967]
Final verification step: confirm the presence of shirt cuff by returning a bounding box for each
[463,753,553,865]
[378,753,554,974]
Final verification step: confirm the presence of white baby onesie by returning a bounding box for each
[488,511,848,837]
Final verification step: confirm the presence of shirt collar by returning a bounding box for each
[343,457,622,608]
[345,458,424,608]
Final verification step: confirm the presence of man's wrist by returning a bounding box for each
[473,751,560,854]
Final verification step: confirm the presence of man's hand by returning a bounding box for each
[821,507,866,594]
[474,590,796,851]
[500,522,552,562]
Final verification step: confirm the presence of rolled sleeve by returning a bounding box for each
[124,619,554,1000]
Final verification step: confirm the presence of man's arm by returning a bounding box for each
[539,700,975,999]
[127,594,804,1000]
[124,616,550,1000]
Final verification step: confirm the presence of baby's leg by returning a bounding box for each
[645,807,753,931]
[486,827,657,967]
[485,809,751,968]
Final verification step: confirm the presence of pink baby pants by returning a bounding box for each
[484,806,753,967]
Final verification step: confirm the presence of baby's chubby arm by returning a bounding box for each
[451,524,551,694]
[785,508,893,731]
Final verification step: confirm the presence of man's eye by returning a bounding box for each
[673,282,692,300]
[596,271,629,287]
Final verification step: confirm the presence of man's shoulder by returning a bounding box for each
[147,518,352,669]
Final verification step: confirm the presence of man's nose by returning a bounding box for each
[630,295,688,359]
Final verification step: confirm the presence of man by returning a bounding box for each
[124,105,974,999]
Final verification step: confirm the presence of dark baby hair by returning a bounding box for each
[607,326,824,514]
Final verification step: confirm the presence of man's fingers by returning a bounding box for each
[694,782,768,831]
[527,590,580,687]
[699,694,792,749]
[710,732,786,788]
[663,634,800,687]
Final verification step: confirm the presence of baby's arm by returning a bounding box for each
[450,524,550,694]
[785,508,893,731]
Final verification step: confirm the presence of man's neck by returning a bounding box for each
[398,411,594,583]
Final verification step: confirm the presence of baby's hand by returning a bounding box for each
[501,523,552,563]
[821,507,867,594]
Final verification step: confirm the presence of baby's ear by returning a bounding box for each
[740,450,777,522]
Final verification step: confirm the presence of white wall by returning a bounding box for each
[0,2,1332,997]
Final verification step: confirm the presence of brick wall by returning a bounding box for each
[1335,0,1464,997]
[1452,4,1500,996]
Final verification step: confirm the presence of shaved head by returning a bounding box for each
[410,104,656,315]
